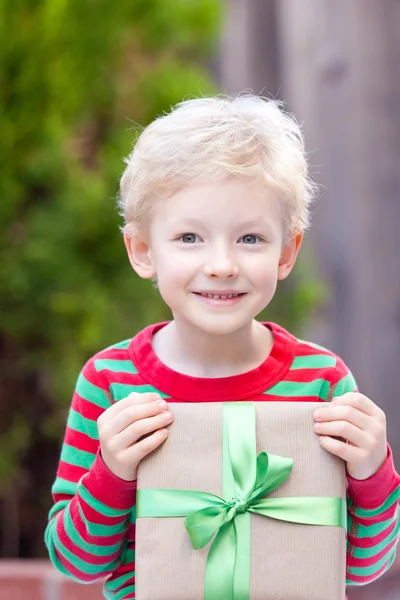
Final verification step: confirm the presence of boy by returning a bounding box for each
[46,95,400,599]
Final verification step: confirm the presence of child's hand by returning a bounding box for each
[313,392,387,480]
[98,392,173,481]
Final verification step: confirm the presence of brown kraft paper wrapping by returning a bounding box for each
[136,402,347,600]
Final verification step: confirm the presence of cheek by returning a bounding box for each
[155,253,195,288]
[248,252,281,281]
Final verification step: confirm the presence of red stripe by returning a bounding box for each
[99,371,149,385]
[97,347,131,361]
[57,461,88,484]
[346,555,393,583]
[64,428,99,455]
[285,368,336,384]
[74,394,104,421]
[296,343,333,357]
[112,557,135,576]
[346,536,398,567]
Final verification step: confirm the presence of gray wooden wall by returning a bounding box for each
[217,4,400,593]
[218,0,400,462]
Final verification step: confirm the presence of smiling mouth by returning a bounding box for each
[193,292,246,300]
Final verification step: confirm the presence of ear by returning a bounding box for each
[124,232,156,280]
[277,233,303,280]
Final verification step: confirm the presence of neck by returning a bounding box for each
[152,319,273,378]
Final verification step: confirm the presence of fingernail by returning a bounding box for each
[158,400,167,409]
[163,411,173,422]
[313,423,321,430]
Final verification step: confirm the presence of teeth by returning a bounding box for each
[202,293,240,299]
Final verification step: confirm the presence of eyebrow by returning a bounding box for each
[240,218,272,228]
[169,217,273,229]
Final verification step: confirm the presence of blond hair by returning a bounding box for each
[119,94,317,235]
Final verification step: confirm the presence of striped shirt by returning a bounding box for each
[45,321,400,599]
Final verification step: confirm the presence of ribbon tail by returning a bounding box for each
[250,496,347,528]
[232,512,251,600]
[203,521,236,600]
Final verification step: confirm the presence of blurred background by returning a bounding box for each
[0,1,399,598]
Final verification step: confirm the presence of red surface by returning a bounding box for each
[0,560,103,600]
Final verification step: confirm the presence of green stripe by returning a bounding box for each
[290,355,336,370]
[263,378,331,399]
[52,525,118,575]
[107,339,131,350]
[45,519,83,581]
[347,516,395,539]
[110,382,167,401]
[351,525,399,559]
[67,408,99,439]
[63,503,123,557]
[78,481,133,518]
[51,477,77,497]
[121,547,135,564]
[60,444,96,470]
[77,504,128,537]
[95,359,138,374]
[333,371,358,396]
[346,551,397,585]
[104,569,135,591]
[75,373,110,408]
[48,499,70,520]
[350,488,400,518]
[346,546,397,577]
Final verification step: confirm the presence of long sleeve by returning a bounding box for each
[44,358,136,584]
[330,357,400,585]
[345,447,400,585]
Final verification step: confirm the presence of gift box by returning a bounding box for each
[136,402,347,600]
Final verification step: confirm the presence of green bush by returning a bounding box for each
[0,0,321,557]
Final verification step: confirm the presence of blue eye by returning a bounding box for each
[180,233,198,243]
[240,234,261,244]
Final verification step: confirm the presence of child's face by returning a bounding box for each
[126,176,301,336]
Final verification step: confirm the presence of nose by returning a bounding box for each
[203,245,239,279]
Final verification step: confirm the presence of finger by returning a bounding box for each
[128,428,169,462]
[102,392,162,421]
[313,405,371,430]
[318,435,366,463]
[117,410,173,446]
[331,393,377,417]
[107,399,170,435]
[313,420,370,447]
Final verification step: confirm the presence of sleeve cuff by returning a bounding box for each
[81,448,137,511]
[347,445,400,509]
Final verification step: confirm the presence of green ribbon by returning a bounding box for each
[137,402,346,600]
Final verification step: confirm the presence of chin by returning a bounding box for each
[191,317,250,337]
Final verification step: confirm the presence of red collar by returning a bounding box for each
[129,322,298,401]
